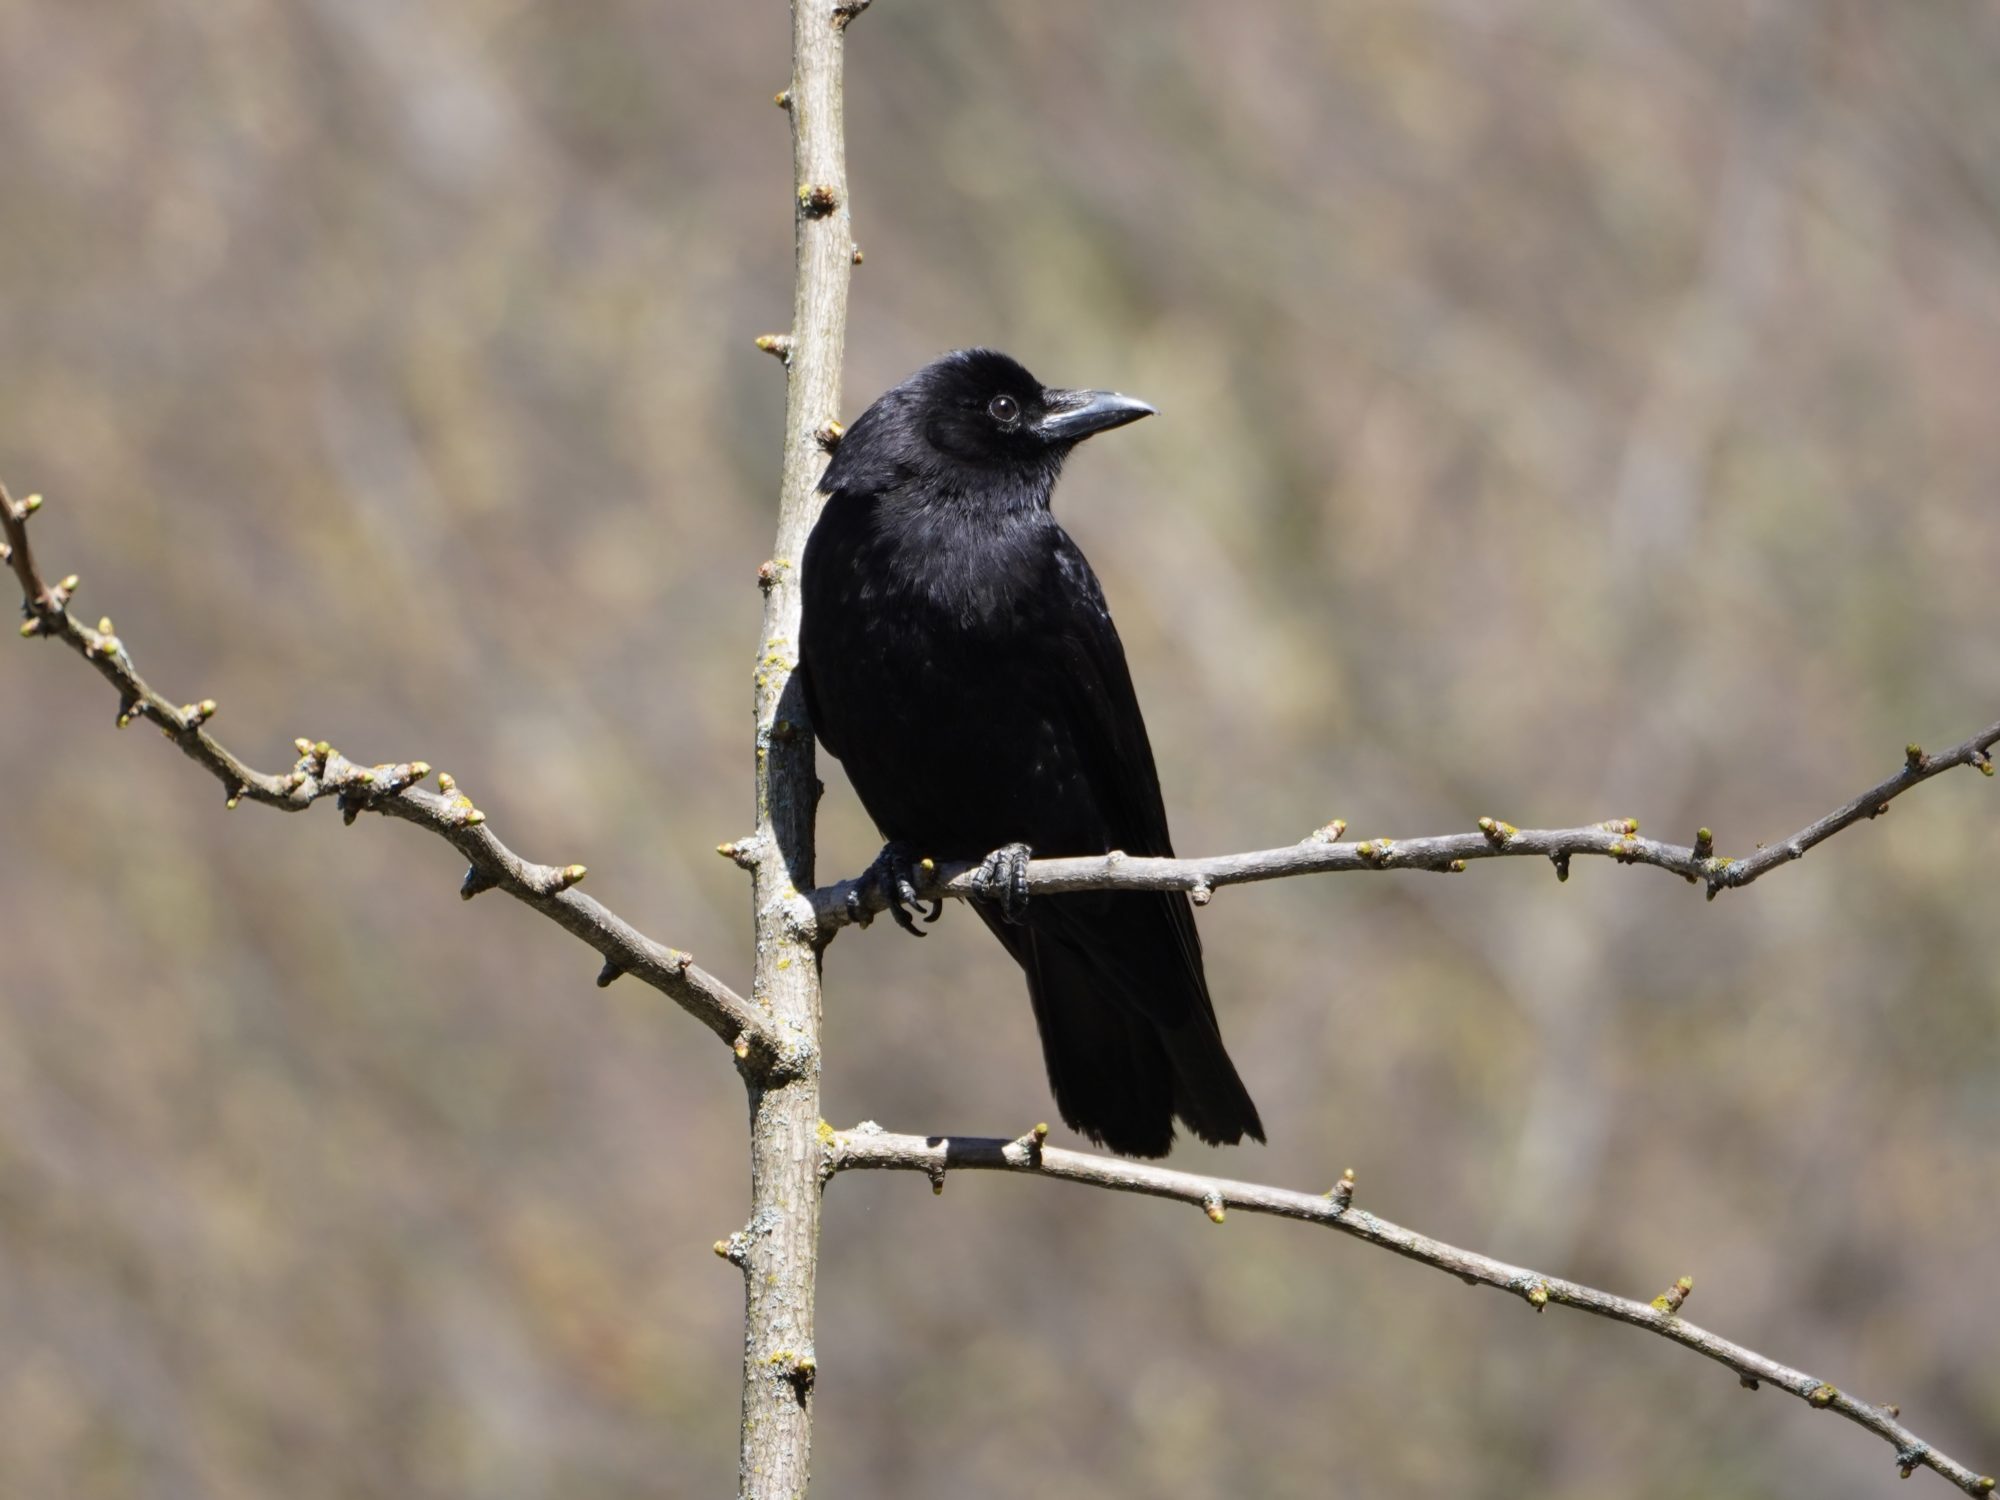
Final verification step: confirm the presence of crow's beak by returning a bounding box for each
[1034,389,1156,444]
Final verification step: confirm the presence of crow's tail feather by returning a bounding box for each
[977,892,1264,1158]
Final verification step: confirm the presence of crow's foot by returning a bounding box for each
[846,841,942,936]
[971,842,1033,925]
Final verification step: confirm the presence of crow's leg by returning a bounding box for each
[846,840,942,937]
[970,842,1033,925]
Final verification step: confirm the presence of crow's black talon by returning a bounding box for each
[886,895,923,937]
[858,840,931,938]
[921,898,945,924]
[973,842,1034,925]
[891,861,927,936]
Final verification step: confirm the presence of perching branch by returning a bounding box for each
[829,1124,1996,1496]
[1,481,787,1070]
[813,719,1999,934]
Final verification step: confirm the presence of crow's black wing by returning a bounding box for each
[989,527,1262,1155]
[1038,529,1180,858]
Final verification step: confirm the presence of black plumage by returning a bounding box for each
[799,348,1264,1158]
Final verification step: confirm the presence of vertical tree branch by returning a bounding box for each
[733,3,856,1495]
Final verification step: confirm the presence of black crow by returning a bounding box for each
[799,348,1263,1158]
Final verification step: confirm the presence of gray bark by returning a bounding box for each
[731,2,858,1494]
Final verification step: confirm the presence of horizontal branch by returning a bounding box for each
[829,1124,1994,1495]
[2,483,792,1073]
[814,719,1999,934]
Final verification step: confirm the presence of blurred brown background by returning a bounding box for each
[2,2,1997,1496]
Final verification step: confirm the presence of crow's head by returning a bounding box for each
[821,348,1154,504]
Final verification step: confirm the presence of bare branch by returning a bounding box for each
[2,481,787,1070]
[725,1,864,1494]
[829,1125,1996,1495]
[814,718,2000,933]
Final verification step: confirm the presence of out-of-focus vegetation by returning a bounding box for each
[2,3,1996,1496]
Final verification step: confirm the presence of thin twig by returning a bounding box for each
[2,482,787,1071]
[813,720,1999,933]
[828,1125,1995,1496]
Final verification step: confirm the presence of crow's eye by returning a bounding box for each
[988,394,1021,426]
